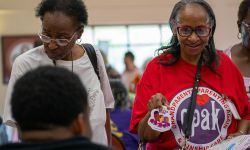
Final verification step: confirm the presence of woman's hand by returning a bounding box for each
[138,93,170,142]
[227,119,250,139]
[147,93,170,111]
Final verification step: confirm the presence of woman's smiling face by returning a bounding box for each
[173,3,212,62]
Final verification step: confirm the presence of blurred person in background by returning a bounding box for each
[100,50,120,79]
[225,0,250,101]
[110,79,138,150]
[121,51,141,94]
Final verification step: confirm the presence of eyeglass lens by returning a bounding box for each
[38,34,70,46]
[177,26,210,37]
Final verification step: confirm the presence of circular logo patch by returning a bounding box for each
[169,87,232,149]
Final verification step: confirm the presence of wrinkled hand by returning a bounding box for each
[147,93,170,111]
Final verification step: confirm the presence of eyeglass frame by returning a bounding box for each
[176,25,212,37]
[38,27,82,47]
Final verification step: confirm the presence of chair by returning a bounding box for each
[112,133,126,150]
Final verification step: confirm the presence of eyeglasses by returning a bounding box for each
[38,31,77,47]
[177,26,211,37]
[242,21,250,31]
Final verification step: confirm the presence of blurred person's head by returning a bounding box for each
[36,0,87,60]
[124,51,136,71]
[11,66,92,141]
[109,79,129,109]
[238,0,250,50]
[106,66,121,79]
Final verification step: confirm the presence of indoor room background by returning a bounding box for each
[0,0,241,115]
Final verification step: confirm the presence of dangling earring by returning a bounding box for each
[237,32,242,39]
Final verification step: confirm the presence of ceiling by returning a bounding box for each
[0,0,240,12]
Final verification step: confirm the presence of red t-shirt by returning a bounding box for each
[129,51,250,150]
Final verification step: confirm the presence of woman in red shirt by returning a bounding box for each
[130,0,250,149]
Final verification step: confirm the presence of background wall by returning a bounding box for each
[0,0,241,115]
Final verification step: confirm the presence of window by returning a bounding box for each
[80,24,172,73]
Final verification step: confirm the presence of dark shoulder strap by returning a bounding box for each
[81,43,100,80]
[183,55,203,139]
